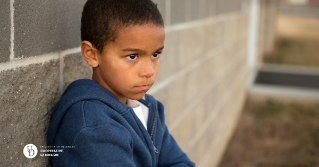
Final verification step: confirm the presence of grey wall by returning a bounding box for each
[14,0,86,58]
[0,0,11,63]
[0,0,246,166]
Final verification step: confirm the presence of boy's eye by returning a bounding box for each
[126,54,138,60]
[151,52,161,59]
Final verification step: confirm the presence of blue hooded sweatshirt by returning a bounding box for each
[47,79,195,167]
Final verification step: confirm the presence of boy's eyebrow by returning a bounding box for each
[157,46,164,51]
[121,46,164,52]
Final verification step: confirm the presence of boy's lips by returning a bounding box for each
[135,84,152,91]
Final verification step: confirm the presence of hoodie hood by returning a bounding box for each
[47,79,130,146]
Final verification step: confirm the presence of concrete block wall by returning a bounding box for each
[257,0,280,67]
[0,0,248,166]
[152,0,249,166]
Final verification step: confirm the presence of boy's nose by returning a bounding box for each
[139,59,154,78]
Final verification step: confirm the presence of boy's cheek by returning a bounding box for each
[153,61,160,72]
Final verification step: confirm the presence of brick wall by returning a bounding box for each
[0,0,248,166]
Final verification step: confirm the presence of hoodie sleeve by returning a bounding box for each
[68,125,136,167]
[156,101,196,167]
[158,125,196,167]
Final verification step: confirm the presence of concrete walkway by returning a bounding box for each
[249,63,319,103]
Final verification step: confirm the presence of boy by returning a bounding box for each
[47,0,195,166]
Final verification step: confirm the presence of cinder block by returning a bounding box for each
[238,15,249,38]
[190,0,200,21]
[186,149,199,166]
[204,82,221,115]
[226,18,237,40]
[216,0,241,15]
[169,125,180,146]
[63,52,92,90]
[152,0,166,24]
[165,75,187,126]
[14,0,86,58]
[193,131,208,164]
[195,76,245,166]
[206,89,225,124]
[190,102,205,138]
[187,139,200,164]
[0,0,11,63]
[183,58,217,105]
[0,60,60,166]
[196,131,210,159]
[203,22,222,52]
[209,21,225,49]
[205,80,247,167]
[184,69,201,105]
[174,112,193,151]
[151,86,171,124]
[206,53,222,80]
[204,0,217,17]
[156,31,180,83]
[179,26,206,68]
[171,0,186,25]
[206,117,220,147]
[218,66,240,94]
[151,75,186,128]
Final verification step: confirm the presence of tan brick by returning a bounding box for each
[223,18,237,41]
[184,68,202,105]
[203,22,223,54]
[207,81,247,167]
[195,133,208,163]
[190,102,205,137]
[204,84,222,118]
[156,31,181,83]
[178,26,207,68]
[151,86,172,125]
[174,111,193,151]
[165,75,187,126]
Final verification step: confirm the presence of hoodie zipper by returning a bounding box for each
[137,99,159,155]
[150,106,158,154]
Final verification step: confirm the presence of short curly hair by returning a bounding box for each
[81,0,164,53]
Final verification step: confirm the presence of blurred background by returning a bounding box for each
[220,0,319,166]
[0,0,318,166]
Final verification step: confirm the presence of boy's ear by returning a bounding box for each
[81,41,99,68]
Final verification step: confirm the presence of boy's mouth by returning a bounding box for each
[135,84,152,91]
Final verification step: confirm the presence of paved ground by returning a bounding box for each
[218,99,319,167]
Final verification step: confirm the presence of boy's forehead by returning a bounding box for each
[111,24,165,48]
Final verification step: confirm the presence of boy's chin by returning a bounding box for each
[128,92,146,100]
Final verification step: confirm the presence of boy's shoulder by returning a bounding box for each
[57,79,164,126]
[51,79,165,129]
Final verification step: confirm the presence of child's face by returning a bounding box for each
[94,24,165,103]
